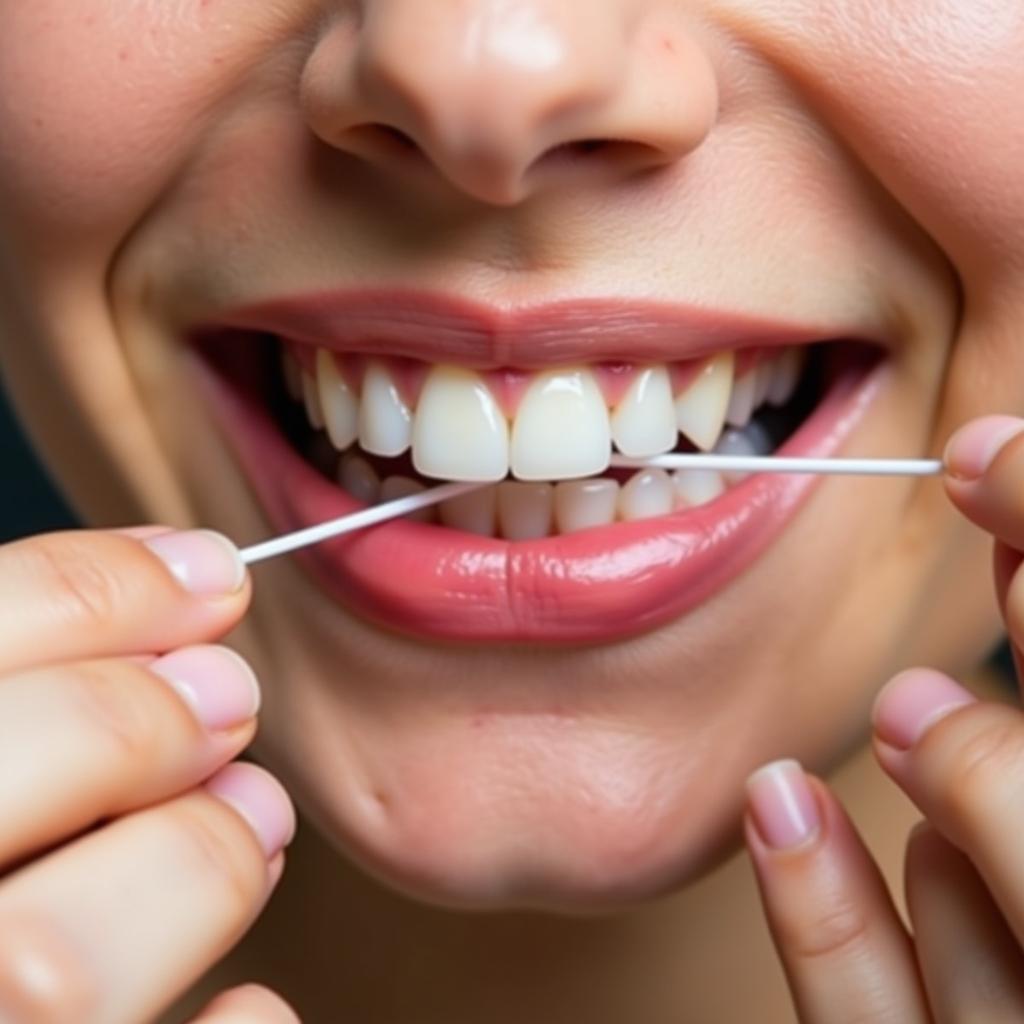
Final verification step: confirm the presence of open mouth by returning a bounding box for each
[191,293,885,644]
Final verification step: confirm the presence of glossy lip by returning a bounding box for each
[192,323,885,645]
[203,289,880,368]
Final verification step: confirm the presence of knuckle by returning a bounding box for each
[163,800,266,918]
[24,536,126,631]
[939,714,1024,828]
[778,896,872,964]
[62,662,161,767]
[0,911,99,1023]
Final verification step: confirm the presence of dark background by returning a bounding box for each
[1,379,78,543]
[0,377,1015,684]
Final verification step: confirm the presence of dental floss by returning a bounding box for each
[609,454,944,477]
[239,455,943,566]
[239,480,486,565]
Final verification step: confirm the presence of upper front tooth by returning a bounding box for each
[510,368,611,481]
[359,361,413,457]
[611,365,677,457]
[675,351,734,451]
[316,350,359,451]
[301,371,325,431]
[412,366,509,482]
[725,366,757,428]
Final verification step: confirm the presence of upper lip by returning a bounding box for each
[199,289,877,367]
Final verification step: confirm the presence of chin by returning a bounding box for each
[269,717,749,915]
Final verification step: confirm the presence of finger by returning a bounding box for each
[995,545,1024,688]
[0,764,295,1024]
[744,760,930,1024]
[944,416,1024,551]
[0,528,250,677]
[0,646,260,869]
[905,821,1024,1022]
[872,669,1024,948]
[189,983,301,1023]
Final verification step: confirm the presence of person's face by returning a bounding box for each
[2,0,1022,911]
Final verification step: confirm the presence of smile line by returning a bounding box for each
[238,454,943,566]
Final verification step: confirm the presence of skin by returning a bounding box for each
[0,0,1022,1019]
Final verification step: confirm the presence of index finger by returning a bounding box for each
[943,415,1024,551]
[0,529,249,676]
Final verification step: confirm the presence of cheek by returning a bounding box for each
[0,2,292,249]
[759,0,1024,282]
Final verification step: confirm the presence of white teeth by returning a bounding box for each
[316,350,359,451]
[497,482,554,541]
[610,365,677,457]
[618,468,674,522]
[282,348,304,401]
[511,368,611,481]
[338,454,381,504]
[380,475,434,523]
[753,359,773,408]
[673,468,726,508]
[439,486,498,537]
[302,371,326,431]
[768,347,804,407]
[675,352,734,452]
[553,479,619,534]
[359,361,413,457]
[713,427,762,483]
[412,366,509,482]
[724,367,758,428]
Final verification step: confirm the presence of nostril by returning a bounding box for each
[530,138,662,176]
[342,123,424,159]
[376,125,420,151]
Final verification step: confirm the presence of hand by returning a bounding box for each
[0,527,299,1023]
[743,416,1024,1023]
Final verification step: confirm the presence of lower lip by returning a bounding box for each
[196,349,882,644]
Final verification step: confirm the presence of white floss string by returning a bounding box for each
[239,455,944,566]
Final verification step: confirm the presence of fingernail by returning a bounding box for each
[144,529,246,596]
[943,415,1024,481]
[745,759,821,850]
[151,645,261,732]
[206,763,296,859]
[872,669,977,751]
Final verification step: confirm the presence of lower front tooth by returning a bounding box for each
[439,486,498,537]
[618,468,674,522]
[338,454,381,504]
[553,479,619,534]
[673,469,726,508]
[380,476,434,523]
[497,482,554,541]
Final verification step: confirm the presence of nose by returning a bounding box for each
[301,1,719,205]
